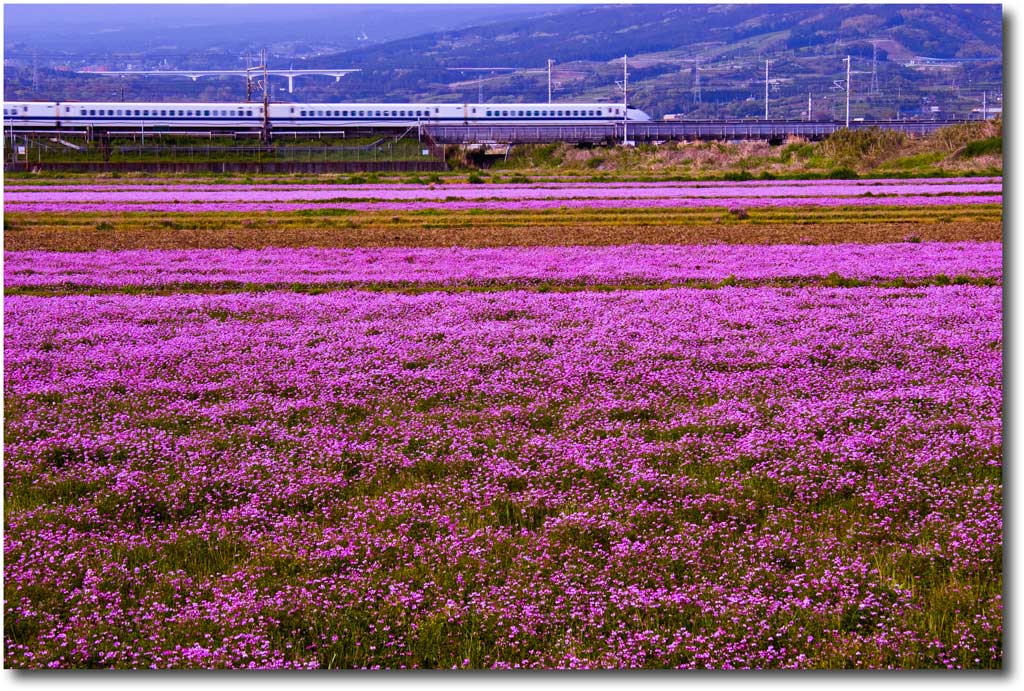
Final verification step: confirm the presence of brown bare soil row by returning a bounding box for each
[3,205,1002,251]
[5,274,1001,298]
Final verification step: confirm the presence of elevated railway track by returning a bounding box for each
[5,118,978,173]
[425,119,967,144]
[8,119,968,145]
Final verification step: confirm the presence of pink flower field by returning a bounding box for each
[3,175,1003,669]
[3,242,1002,289]
[2,177,1001,213]
[4,285,1002,668]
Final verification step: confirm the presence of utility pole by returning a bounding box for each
[870,42,879,94]
[897,85,901,120]
[694,58,701,105]
[764,59,770,119]
[245,53,253,102]
[845,55,851,128]
[807,92,812,121]
[260,48,271,143]
[548,59,554,103]
[982,90,987,120]
[622,55,628,145]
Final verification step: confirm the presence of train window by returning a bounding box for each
[359,110,364,116]
[90,109,96,116]
[247,110,253,117]
[375,111,381,117]
[300,110,306,116]
[201,110,208,116]
[485,111,491,117]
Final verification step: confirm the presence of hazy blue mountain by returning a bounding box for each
[3,4,572,60]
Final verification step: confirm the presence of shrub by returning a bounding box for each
[827,167,858,179]
[962,137,1002,158]
[467,172,485,184]
[817,128,907,167]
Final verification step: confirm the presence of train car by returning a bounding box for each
[56,101,265,130]
[3,100,650,131]
[269,102,648,127]
[3,101,59,128]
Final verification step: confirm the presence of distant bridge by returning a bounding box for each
[78,69,361,94]
[425,120,967,144]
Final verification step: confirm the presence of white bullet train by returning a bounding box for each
[2,101,652,130]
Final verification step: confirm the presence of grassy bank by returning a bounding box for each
[4,120,1002,185]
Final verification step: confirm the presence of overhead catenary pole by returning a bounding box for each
[764,59,770,120]
[622,54,628,145]
[808,92,812,121]
[245,53,253,102]
[548,59,554,103]
[845,55,851,128]
[982,90,987,120]
[262,48,271,143]
[693,58,701,105]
